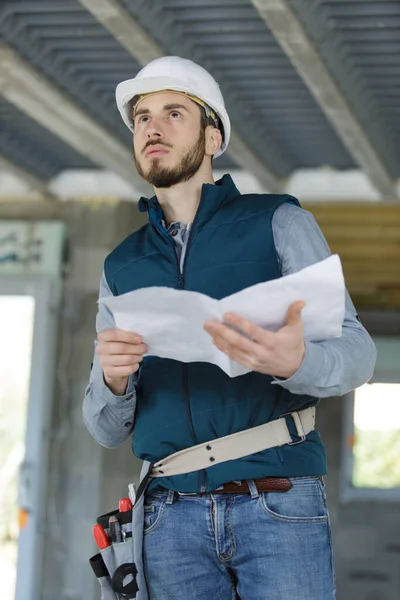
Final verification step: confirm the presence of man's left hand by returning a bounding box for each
[203,301,306,379]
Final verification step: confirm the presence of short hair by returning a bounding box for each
[200,108,217,131]
[199,106,223,160]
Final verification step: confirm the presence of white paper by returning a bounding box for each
[99,254,345,378]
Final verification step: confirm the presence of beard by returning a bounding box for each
[134,130,206,188]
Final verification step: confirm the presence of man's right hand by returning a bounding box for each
[96,329,148,396]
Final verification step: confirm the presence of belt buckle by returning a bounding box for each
[279,411,306,446]
[177,491,198,496]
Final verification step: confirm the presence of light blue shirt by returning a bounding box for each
[83,201,377,448]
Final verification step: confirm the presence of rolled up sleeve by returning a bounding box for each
[82,271,138,448]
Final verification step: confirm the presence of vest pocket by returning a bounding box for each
[276,447,285,464]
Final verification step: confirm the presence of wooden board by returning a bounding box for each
[303,203,400,309]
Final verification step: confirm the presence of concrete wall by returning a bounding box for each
[0,199,146,600]
[321,396,400,600]
[0,199,398,599]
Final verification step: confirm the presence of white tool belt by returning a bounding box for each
[150,406,316,478]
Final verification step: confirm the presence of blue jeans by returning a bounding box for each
[143,476,336,599]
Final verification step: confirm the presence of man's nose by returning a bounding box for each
[146,118,164,139]
[147,129,162,139]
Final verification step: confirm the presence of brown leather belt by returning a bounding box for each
[213,477,293,494]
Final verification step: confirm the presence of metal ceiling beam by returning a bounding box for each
[78,0,283,192]
[0,43,150,195]
[0,156,49,194]
[249,0,398,199]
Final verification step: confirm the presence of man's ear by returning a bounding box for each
[205,126,222,157]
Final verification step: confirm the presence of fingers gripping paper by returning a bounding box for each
[99,255,345,378]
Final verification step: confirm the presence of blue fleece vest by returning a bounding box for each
[105,175,327,493]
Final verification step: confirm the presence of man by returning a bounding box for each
[83,56,376,599]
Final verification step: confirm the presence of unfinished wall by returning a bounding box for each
[321,393,400,600]
[0,198,146,600]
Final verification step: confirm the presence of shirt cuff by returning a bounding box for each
[94,373,138,406]
[271,342,324,395]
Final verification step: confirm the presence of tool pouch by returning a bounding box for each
[89,553,118,600]
[89,461,153,599]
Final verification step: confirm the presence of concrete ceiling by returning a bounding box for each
[0,0,399,199]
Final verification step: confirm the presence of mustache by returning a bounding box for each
[142,140,173,154]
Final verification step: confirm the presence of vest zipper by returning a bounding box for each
[155,220,207,492]
[179,218,207,493]
[178,273,199,452]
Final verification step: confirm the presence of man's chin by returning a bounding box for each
[139,157,172,179]
[142,162,184,187]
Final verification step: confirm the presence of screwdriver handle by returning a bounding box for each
[119,497,133,512]
[93,524,110,550]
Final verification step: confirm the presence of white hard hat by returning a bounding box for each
[115,56,231,158]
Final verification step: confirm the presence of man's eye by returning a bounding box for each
[170,111,181,118]
[138,115,149,124]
